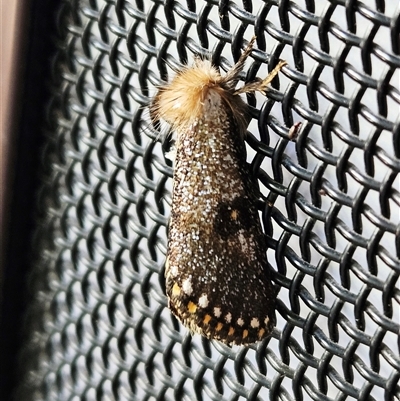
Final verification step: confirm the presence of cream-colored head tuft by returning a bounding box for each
[152,59,249,133]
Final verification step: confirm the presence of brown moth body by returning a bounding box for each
[152,37,286,345]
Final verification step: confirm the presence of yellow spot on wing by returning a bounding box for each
[231,210,238,220]
[242,330,249,339]
[258,328,265,338]
[188,301,197,313]
[203,314,212,324]
[172,283,181,296]
[228,327,235,336]
[216,322,223,331]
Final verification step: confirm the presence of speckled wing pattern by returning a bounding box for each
[165,108,276,345]
[153,37,285,345]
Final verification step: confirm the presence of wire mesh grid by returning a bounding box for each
[13,0,399,400]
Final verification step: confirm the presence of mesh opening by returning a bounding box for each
[13,1,400,400]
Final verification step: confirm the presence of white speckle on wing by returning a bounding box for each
[198,294,209,308]
[182,277,193,295]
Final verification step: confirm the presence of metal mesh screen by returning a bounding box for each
[13,0,399,400]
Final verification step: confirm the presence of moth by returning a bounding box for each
[152,37,286,345]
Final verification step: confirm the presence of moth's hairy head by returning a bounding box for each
[151,59,250,136]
